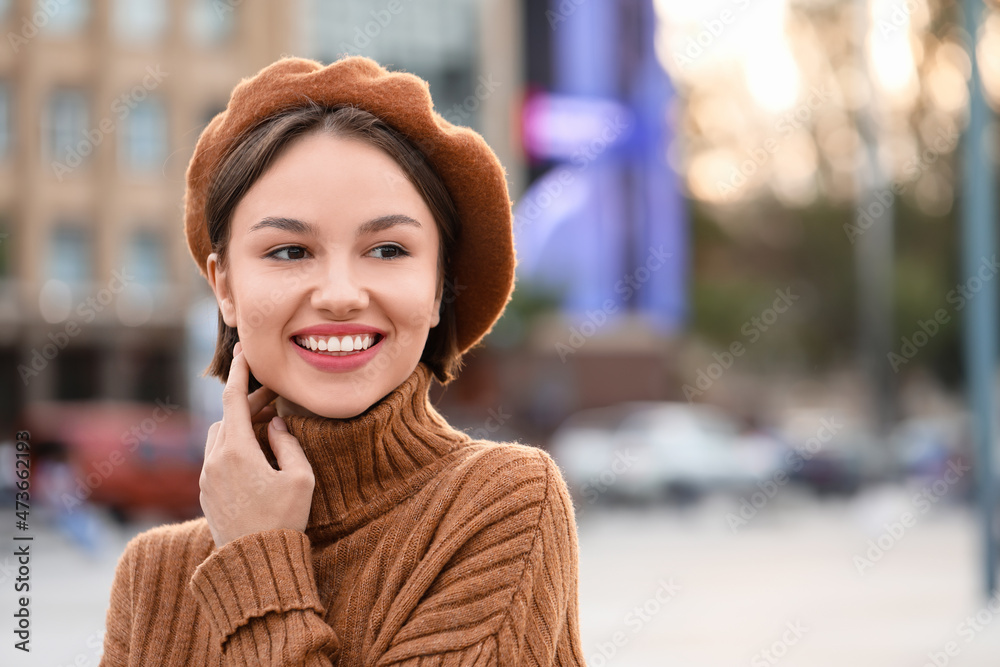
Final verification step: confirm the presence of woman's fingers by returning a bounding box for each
[204,420,222,459]
[214,342,269,468]
[268,417,314,478]
[220,342,253,434]
[248,384,278,419]
[252,404,278,425]
[200,341,316,548]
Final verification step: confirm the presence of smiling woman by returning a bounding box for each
[98,55,588,667]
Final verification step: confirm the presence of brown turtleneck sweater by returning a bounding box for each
[98,361,587,666]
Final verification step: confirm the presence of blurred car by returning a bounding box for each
[889,415,966,477]
[776,409,893,496]
[549,401,785,505]
[783,437,866,496]
[888,414,973,501]
[23,401,203,523]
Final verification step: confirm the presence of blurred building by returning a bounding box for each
[490,0,687,435]
[300,0,524,196]
[0,0,296,430]
[0,0,522,433]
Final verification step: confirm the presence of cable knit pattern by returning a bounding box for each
[99,362,587,666]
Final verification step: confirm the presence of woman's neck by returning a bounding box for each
[252,361,474,541]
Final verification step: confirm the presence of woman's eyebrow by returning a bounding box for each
[248,214,422,237]
[356,214,422,237]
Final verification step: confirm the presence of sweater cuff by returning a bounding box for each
[189,528,327,645]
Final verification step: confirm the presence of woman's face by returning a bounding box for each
[207,131,443,419]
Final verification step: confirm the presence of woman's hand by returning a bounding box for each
[200,342,316,550]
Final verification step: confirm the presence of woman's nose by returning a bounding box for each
[308,259,369,315]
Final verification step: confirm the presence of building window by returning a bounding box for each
[0,82,9,160]
[45,89,89,169]
[133,348,177,403]
[55,347,100,400]
[303,0,478,127]
[113,0,167,44]
[37,0,90,35]
[47,225,92,284]
[120,96,167,172]
[124,228,166,285]
[188,0,234,46]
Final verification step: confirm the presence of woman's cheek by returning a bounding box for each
[235,279,279,332]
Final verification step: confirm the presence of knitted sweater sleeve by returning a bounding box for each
[187,448,585,666]
[188,529,341,665]
[99,531,135,667]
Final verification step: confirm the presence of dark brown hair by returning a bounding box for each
[203,102,463,390]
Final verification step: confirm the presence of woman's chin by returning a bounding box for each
[275,394,368,420]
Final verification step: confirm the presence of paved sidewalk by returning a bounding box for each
[575,488,1000,666]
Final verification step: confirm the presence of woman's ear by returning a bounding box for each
[430,274,444,329]
[207,252,238,328]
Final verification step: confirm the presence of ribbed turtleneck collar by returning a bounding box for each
[252,362,471,542]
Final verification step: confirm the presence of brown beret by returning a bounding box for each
[184,55,517,355]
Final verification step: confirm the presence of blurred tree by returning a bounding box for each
[656,0,983,389]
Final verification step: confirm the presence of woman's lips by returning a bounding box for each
[290,333,384,372]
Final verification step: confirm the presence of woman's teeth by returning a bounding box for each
[294,333,378,355]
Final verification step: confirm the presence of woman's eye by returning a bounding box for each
[371,244,410,260]
[267,246,307,261]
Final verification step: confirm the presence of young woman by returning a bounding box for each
[99,56,587,666]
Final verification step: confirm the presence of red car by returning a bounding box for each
[23,400,204,523]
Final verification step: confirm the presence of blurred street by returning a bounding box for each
[2,490,999,666]
[576,493,1000,666]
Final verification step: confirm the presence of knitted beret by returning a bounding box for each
[184,55,516,355]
